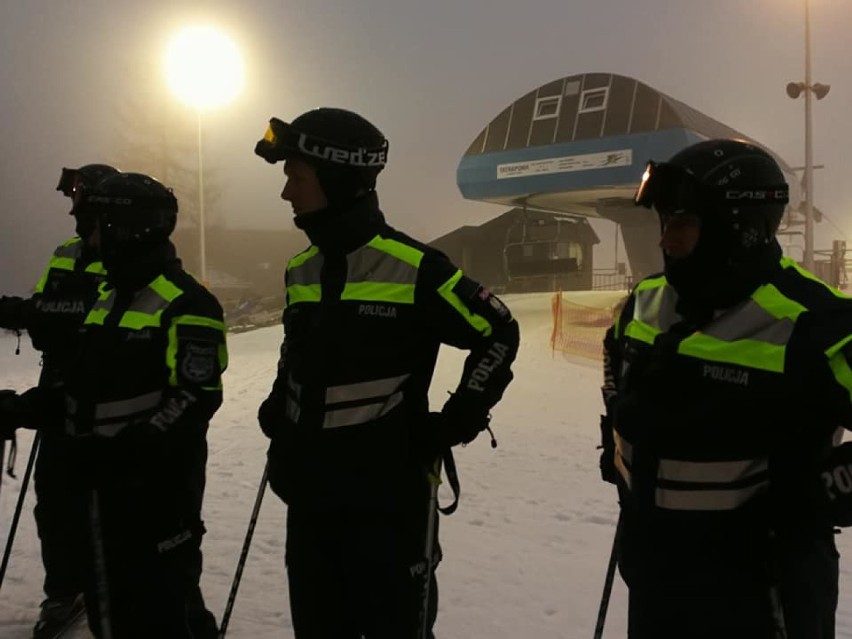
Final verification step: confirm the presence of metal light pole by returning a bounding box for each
[165,25,243,285]
[196,110,207,282]
[786,0,830,272]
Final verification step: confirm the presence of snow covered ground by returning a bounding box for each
[1,292,852,637]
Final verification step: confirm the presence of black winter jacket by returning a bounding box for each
[261,193,520,513]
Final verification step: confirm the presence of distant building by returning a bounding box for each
[456,72,800,282]
[430,208,599,293]
[172,226,308,305]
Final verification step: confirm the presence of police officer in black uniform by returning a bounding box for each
[17,172,228,638]
[0,163,116,637]
[255,107,520,638]
[600,138,852,638]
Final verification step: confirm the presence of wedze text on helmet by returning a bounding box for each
[297,133,386,167]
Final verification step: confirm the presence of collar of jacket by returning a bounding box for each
[104,241,181,292]
[294,191,386,254]
[671,240,784,324]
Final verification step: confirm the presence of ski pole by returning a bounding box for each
[0,431,39,591]
[89,490,114,639]
[419,457,441,639]
[0,438,5,503]
[593,514,621,639]
[219,460,269,638]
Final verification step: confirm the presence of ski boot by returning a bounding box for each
[32,593,85,639]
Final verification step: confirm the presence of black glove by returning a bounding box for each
[0,390,29,439]
[19,386,64,431]
[598,414,617,485]
[0,296,29,331]
[416,395,491,459]
[258,393,287,439]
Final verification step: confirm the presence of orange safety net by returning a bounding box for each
[550,290,621,361]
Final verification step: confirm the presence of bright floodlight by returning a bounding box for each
[165,26,243,110]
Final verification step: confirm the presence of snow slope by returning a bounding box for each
[1,293,851,638]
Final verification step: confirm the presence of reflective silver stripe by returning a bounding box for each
[323,391,403,429]
[130,286,172,315]
[325,374,410,404]
[285,400,301,423]
[614,430,632,462]
[93,422,131,438]
[94,391,162,420]
[54,240,84,259]
[658,457,768,484]
[287,373,301,400]
[634,283,681,332]
[700,298,795,345]
[288,255,323,287]
[346,246,419,284]
[655,481,768,511]
[89,293,115,315]
[614,431,633,488]
[615,453,632,488]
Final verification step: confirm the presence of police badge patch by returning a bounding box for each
[179,341,219,385]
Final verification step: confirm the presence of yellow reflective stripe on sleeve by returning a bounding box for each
[85,287,114,326]
[166,315,228,389]
[341,282,415,304]
[750,283,807,320]
[85,261,107,275]
[149,275,183,303]
[826,334,852,402]
[287,246,320,270]
[119,310,164,329]
[34,256,76,293]
[623,320,659,345]
[366,236,424,268]
[781,257,852,299]
[437,269,492,337]
[634,275,667,293]
[677,334,785,373]
[288,284,322,304]
[85,308,109,325]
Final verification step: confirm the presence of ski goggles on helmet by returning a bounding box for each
[634,161,705,218]
[254,117,388,169]
[635,160,790,218]
[56,167,89,209]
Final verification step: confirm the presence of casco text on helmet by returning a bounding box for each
[635,138,789,254]
[82,172,178,263]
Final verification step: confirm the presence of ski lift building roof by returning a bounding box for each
[456,72,799,217]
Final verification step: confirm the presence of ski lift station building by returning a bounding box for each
[434,72,799,293]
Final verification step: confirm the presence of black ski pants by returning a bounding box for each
[623,534,838,639]
[33,430,87,600]
[286,505,439,639]
[82,484,218,639]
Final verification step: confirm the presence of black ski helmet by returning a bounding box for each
[82,172,178,263]
[255,107,388,204]
[634,139,790,308]
[58,164,121,238]
[635,138,789,254]
[57,163,120,201]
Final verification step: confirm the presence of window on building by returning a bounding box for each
[578,87,608,114]
[533,96,561,120]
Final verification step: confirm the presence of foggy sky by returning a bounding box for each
[1,0,851,294]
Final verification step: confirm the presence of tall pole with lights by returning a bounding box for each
[165,25,243,283]
[786,0,830,272]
